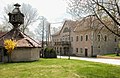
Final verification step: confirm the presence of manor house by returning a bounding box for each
[52,15,119,57]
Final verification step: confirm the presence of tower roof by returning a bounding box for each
[0,29,41,48]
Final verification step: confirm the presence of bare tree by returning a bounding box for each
[67,0,120,37]
[20,3,39,33]
[1,4,13,31]
[66,0,93,19]
[0,24,10,32]
[34,16,50,57]
[2,3,39,33]
[35,21,43,41]
[34,17,49,41]
[25,29,35,39]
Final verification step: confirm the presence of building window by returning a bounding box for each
[57,47,59,53]
[71,37,73,42]
[80,36,83,41]
[98,46,100,49]
[65,38,67,41]
[86,35,88,41]
[68,36,70,41]
[63,38,64,41]
[115,48,117,52]
[76,48,78,53]
[115,36,117,42]
[76,36,79,42]
[98,35,100,41]
[57,39,59,41]
[104,35,107,41]
[55,47,56,51]
[60,47,62,55]
[98,46,100,53]
[80,48,83,53]
[60,38,62,41]
[63,27,69,33]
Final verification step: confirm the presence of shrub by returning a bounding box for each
[4,39,17,62]
[44,48,57,58]
[4,39,17,54]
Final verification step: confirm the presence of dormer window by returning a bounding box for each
[63,27,69,33]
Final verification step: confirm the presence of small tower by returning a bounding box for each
[8,3,24,28]
[0,3,41,62]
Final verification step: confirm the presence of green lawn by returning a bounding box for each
[0,58,120,78]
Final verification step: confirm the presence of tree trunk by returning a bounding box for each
[8,53,12,63]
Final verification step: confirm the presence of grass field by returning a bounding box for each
[0,58,120,78]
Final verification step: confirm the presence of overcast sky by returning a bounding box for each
[0,0,72,24]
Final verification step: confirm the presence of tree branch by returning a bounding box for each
[114,0,120,16]
[93,0,120,27]
[94,9,120,37]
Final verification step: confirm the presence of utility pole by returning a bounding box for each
[48,23,51,47]
[41,17,44,58]
[46,23,48,47]
[68,27,71,60]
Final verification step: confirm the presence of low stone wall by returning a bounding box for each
[97,55,120,59]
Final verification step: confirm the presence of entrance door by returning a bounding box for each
[85,49,88,57]
[60,47,62,56]
[91,46,93,57]
[64,47,66,55]
[64,47,69,55]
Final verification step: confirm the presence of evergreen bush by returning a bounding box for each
[44,48,57,58]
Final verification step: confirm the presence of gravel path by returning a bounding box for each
[57,56,120,65]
